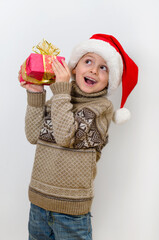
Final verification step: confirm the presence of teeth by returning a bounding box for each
[85,77,96,82]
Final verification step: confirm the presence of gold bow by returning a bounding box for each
[32,39,60,56]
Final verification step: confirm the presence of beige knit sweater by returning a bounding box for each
[25,80,114,215]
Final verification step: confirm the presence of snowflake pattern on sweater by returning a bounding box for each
[39,106,107,152]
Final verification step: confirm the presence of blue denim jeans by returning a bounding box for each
[28,203,93,240]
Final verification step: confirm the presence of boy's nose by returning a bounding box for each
[90,66,98,75]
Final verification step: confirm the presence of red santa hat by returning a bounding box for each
[68,33,139,124]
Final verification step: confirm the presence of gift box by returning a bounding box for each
[20,39,65,85]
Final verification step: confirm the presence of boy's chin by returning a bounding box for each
[78,84,97,94]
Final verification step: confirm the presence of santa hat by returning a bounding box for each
[68,33,139,124]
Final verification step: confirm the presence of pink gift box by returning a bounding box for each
[20,53,65,85]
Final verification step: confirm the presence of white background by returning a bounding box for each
[0,0,159,239]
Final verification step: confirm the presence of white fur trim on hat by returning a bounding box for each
[68,39,123,96]
[112,108,131,124]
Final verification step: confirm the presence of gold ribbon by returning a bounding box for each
[32,39,60,56]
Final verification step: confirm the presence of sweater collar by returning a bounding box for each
[70,80,107,102]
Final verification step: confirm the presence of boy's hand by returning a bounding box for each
[52,58,71,83]
[18,69,44,92]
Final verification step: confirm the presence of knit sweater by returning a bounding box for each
[25,80,114,215]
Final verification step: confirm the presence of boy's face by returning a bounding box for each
[72,52,109,94]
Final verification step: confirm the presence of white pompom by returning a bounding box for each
[112,108,131,124]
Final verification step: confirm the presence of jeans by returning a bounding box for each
[28,203,93,240]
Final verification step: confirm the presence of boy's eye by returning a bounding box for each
[100,65,107,71]
[85,59,92,64]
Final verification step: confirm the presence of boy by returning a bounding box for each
[20,33,138,240]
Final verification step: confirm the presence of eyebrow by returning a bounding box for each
[84,54,107,65]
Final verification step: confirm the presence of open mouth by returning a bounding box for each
[84,77,97,85]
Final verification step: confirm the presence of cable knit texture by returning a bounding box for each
[25,80,114,215]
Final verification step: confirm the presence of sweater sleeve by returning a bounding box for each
[49,81,114,149]
[25,90,46,144]
[49,81,77,148]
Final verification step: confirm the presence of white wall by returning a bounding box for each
[0,0,159,239]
